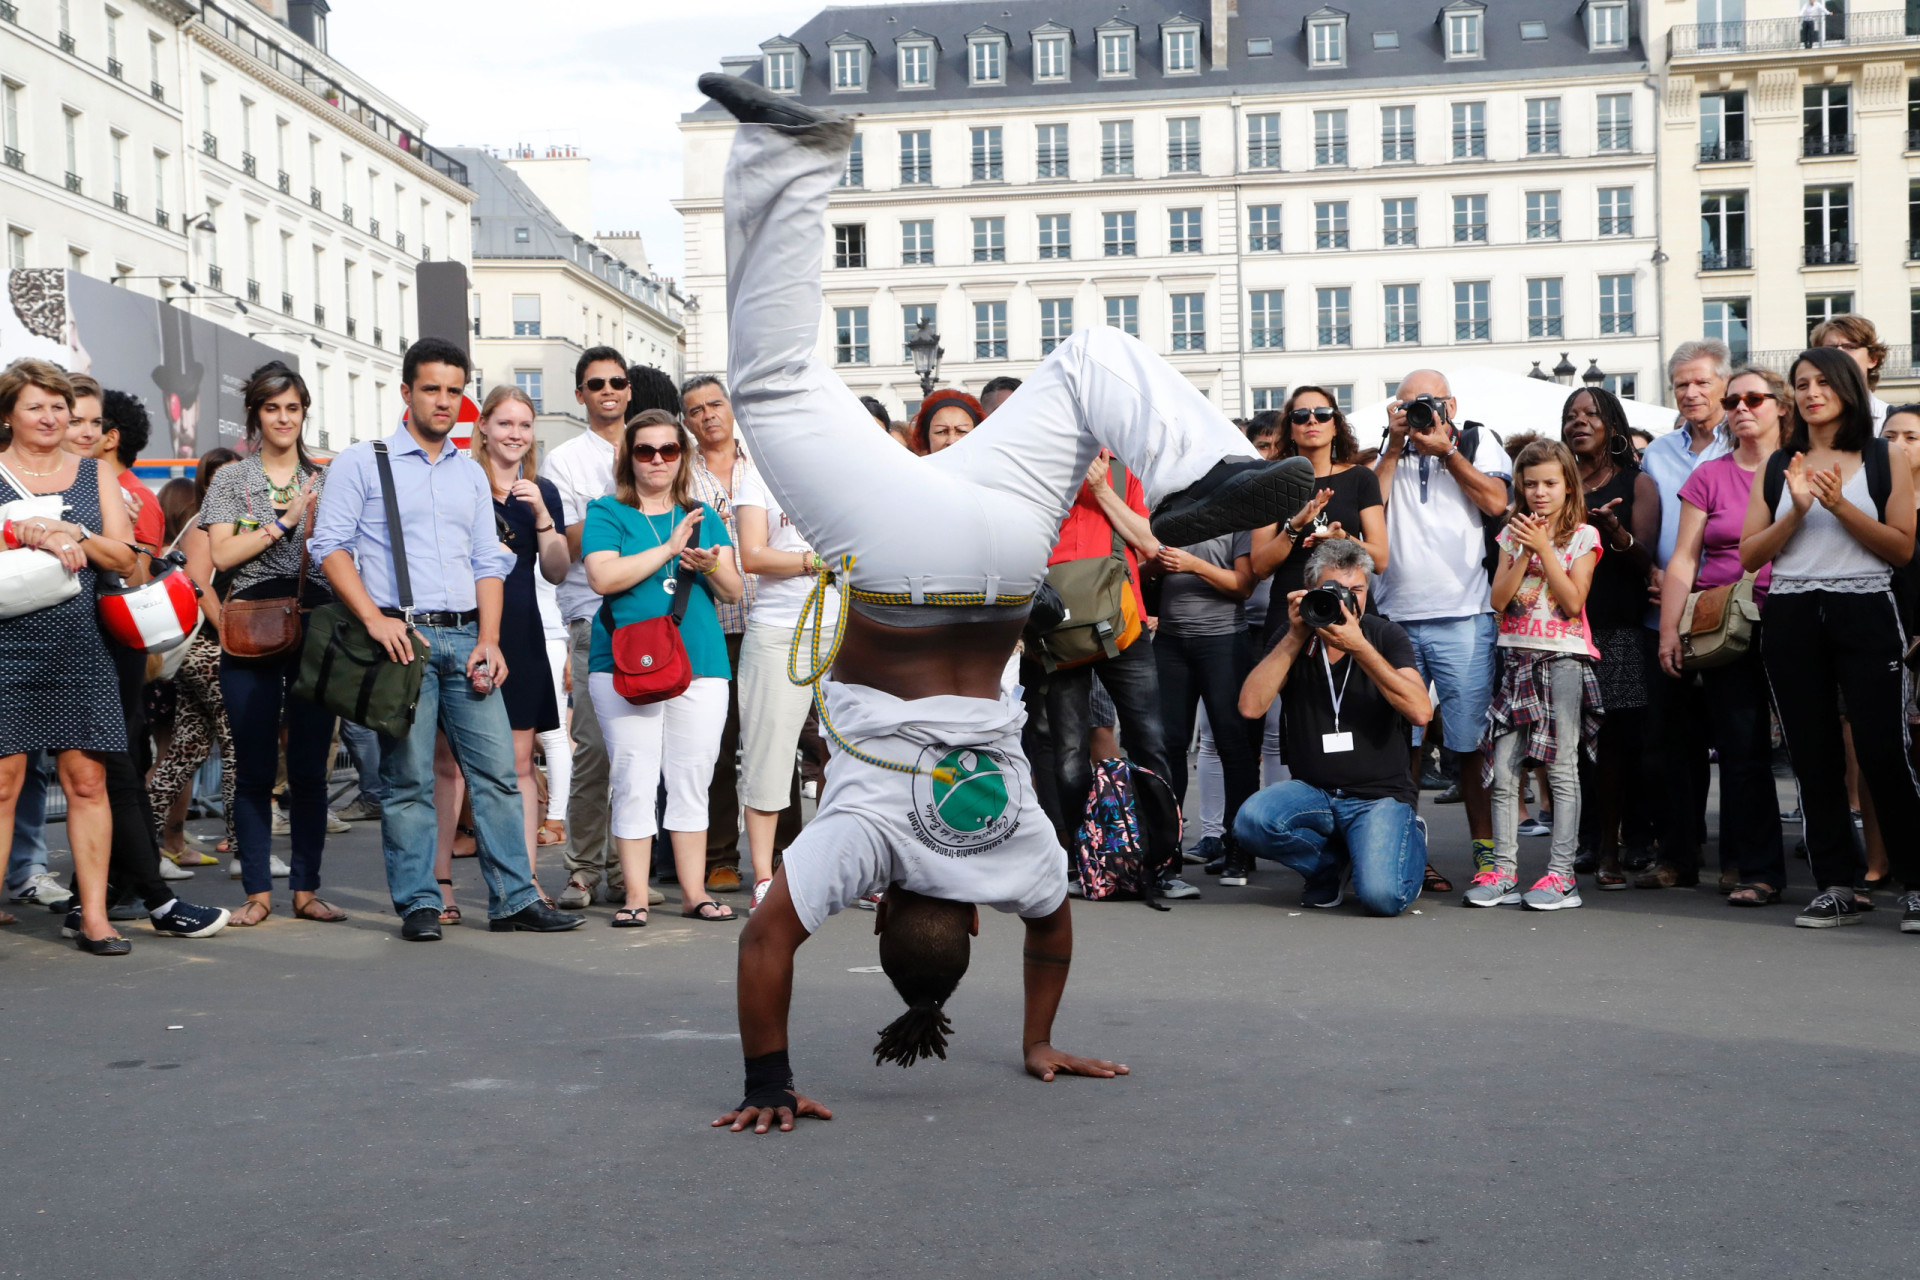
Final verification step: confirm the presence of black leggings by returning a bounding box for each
[1155,629,1258,843]
[1762,590,1920,890]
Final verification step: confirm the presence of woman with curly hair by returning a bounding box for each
[911,389,984,455]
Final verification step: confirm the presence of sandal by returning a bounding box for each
[229,899,272,927]
[536,820,567,847]
[611,906,649,928]
[1633,863,1699,890]
[681,899,739,922]
[294,897,349,923]
[1594,867,1628,891]
[1422,863,1453,894]
[451,824,478,858]
[436,878,462,926]
[1727,883,1781,907]
[0,909,15,926]
[165,848,219,868]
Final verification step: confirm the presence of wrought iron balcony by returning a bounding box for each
[150,81,164,102]
[246,278,260,303]
[395,231,405,251]
[241,152,256,177]
[372,327,382,348]
[1383,228,1418,246]
[1672,11,1920,56]
[202,132,218,158]
[1804,242,1856,265]
[1456,320,1491,341]
[1700,140,1751,162]
[155,207,169,228]
[64,171,81,193]
[57,31,74,54]
[208,265,222,290]
[1803,133,1853,157]
[313,303,325,326]
[309,186,322,209]
[369,217,379,239]
[1318,325,1352,347]
[0,2,18,24]
[107,58,122,80]
[341,203,352,226]
[281,291,293,314]
[112,191,128,212]
[345,317,356,339]
[1701,248,1753,270]
[2,146,22,170]
[277,169,290,193]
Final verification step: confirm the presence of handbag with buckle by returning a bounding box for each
[219,472,314,661]
[601,503,697,706]
[1677,571,1760,671]
[0,458,83,621]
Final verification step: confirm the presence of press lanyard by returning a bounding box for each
[1320,641,1356,754]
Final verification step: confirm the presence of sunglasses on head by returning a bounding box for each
[1289,407,1336,424]
[581,376,630,392]
[1720,392,1778,411]
[632,442,683,463]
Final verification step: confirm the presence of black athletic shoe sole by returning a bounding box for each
[697,73,850,137]
[1152,457,1317,546]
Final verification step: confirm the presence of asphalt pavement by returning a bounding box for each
[1,775,1915,1279]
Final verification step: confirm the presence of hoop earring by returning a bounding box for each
[1608,431,1631,462]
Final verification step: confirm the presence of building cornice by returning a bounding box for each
[472,256,684,333]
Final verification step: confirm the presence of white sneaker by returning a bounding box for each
[325,810,350,834]
[10,870,73,908]
[229,855,291,878]
[158,858,195,881]
[752,879,773,908]
[271,810,291,835]
[851,892,883,911]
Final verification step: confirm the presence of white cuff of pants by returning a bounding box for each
[587,673,730,840]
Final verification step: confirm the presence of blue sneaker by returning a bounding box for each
[150,901,231,938]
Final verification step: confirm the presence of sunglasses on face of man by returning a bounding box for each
[580,376,630,392]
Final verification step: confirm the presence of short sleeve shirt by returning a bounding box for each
[1281,615,1421,805]
[735,470,839,632]
[1495,523,1601,657]
[117,471,164,550]
[542,431,617,624]
[1677,454,1772,604]
[197,455,333,605]
[1374,431,1512,622]
[583,498,733,679]
[1157,531,1252,636]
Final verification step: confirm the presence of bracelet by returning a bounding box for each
[700,563,718,575]
[534,522,555,533]
[1287,522,1310,545]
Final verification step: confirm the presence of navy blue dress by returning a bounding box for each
[493,477,564,732]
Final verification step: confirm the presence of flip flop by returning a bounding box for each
[611,907,649,928]
[681,900,739,922]
[294,897,349,923]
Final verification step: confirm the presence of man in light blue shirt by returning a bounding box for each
[313,337,583,940]
[1641,339,1734,576]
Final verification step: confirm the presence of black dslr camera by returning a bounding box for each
[1401,393,1449,433]
[1299,581,1359,631]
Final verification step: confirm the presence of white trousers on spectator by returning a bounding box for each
[738,617,819,811]
[539,636,571,823]
[1196,704,1288,839]
[723,122,1256,604]
[588,674,729,841]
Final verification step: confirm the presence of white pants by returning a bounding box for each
[539,635,571,822]
[588,673,729,840]
[722,122,1256,604]
[737,617,817,811]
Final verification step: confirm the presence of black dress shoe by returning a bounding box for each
[488,900,586,933]
[1150,457,1317,546]
[401,907,443,942]
[697,73,851,139]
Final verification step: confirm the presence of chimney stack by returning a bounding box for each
[1211,0,1237,68]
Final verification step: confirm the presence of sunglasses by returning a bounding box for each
[1720,392,1778,411]
[581,376,630,392]
[1289,407,1336,424]
[631,442,683,464]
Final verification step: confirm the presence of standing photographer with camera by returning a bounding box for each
[1232,541,1433,914]
[1371,371,1513,886]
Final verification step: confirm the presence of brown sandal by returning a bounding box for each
[294,896,349,923]
[536,820,567,847]
[436,877,461,925]
[230,899,272,927]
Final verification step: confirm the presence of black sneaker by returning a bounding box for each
[1794,888,1863,929]
[401,906,443,942]
[107,897,143,921]
[1150,457,1317,547]
[1900,891,1920,934]
[1433,783,1463,805]
[1185,834,1223,867]
[150,901,230,938]
[1572,845,1599,875]
[1300,878,1344,909]
[697,72,851,136]
[488,899,587,933]
[1217,846,1252,887]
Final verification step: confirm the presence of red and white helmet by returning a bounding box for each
[98,554,201,653]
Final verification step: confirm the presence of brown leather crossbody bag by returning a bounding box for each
[219,496,313,661]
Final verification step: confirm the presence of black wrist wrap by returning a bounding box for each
[740,1049,797,1112]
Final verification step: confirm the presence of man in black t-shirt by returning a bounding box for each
[1233,541,1433,915]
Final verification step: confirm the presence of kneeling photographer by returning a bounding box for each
[1232,541,1434,915]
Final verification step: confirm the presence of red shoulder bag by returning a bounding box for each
[600,505,699,705]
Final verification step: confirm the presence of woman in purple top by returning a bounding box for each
[1656,366,1787,904]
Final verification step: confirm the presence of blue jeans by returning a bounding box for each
[338,721,387,805]
[1399,614,1498,753]
[377,622,537,920]
[1234,780,1426,917]
[6,749,50,894]
[220,646,335,895]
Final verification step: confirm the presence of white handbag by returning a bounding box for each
[0,459,82,621]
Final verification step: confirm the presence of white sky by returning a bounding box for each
[329,0,823,284]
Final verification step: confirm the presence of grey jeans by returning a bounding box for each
[1489,656,1583,882]
[564,618,620,891]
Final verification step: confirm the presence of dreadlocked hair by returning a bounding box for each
[872,888,973,1068]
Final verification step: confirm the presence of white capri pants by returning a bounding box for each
[737,618,817,812]
[587,673,730,840]
[540,636,571,822]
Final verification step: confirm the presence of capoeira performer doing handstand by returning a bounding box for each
[699,74,1315,1135]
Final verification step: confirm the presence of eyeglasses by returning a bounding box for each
[1289,407,1336,425]
[1719,392,1778,411]
[631,442,683,463]
[581,376,630,392]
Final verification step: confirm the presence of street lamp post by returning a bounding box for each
[1581,359,1606,389]
[1527,361,1552,381]
[907,318,943,399]
[1553,352,1577,386]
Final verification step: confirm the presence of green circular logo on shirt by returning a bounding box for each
[909,746,1022,857]
[930,749,1009,833]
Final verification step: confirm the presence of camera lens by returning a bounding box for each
[1404,398,1435,431]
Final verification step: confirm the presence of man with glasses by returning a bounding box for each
[544,346,643,910]
[1371,370,1512,884]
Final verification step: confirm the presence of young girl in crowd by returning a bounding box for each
[1740,348,1920,930]
[1468,440,1603,912]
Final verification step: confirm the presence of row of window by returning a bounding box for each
[836,96,1636,190]
[1698,185,1870,268]
[1699,82,1920,163]
[827,278,1637,366]
[828,190,1636,270]
[767,3,1629,93]
[1699,292,1891,366]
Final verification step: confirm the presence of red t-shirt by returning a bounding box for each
[118,470,164,550]
[1047,463,1149,617]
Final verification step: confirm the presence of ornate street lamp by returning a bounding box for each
[1553,352,1577,386]
[907,317,944,399]
[1582,359,1606,388]
[1527,361,1552,381]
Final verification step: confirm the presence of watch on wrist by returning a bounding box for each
[74,525,90,544]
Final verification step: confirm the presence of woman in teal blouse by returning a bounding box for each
[584,408,745,925]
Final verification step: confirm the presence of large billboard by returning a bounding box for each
[2,269,296,458]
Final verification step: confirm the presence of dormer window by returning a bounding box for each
[896,31,938,90]
[827,35,873,92]
[1307,10,1349,67]
[1520,20,1548,39]
[1098,22,1136,78]
[1162,18,1201,74]
[968,28,1008,85]
[761,37,805,93]
[1031,23,1073,82]
[1247,36,1274,55]
[1587,0,1628,50]
[1442,2,1485,59]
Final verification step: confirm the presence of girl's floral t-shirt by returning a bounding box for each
[1496,522,1601,658]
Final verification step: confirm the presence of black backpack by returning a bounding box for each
[1760,438,1892,522]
